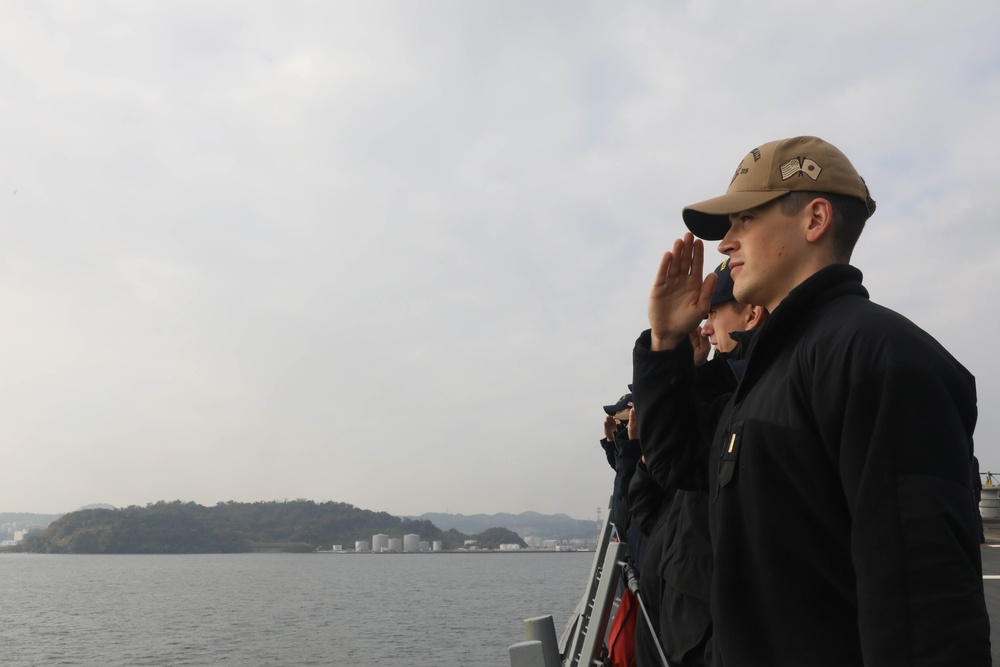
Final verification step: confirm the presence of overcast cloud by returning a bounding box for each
[1,1,998,518]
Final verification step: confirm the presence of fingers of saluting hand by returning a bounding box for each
[627,408,638,440]
[690,324,711,366]
[668,233,696,279]
[603,414,617,439]
[699,271,718,309]
[649,234,720,349]
[657,233,704,287]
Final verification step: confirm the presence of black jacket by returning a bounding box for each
[634,264,990,666]
[601,425,648,576]
[601,426,643,536]
[630,345,744,667]
[629,471,714,667]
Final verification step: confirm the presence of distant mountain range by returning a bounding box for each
[412,511,598,541]
[0,512,64,542]
[0,504,113,530]
[0,512,64,527]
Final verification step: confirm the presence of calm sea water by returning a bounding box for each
[0,551,592,666]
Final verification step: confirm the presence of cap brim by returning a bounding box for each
[682,190,788,240]
[710,294,734,307]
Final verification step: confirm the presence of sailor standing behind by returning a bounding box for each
[629,260,766,667]
[600,393,648,576]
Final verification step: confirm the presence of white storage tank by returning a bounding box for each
[388,538,402,552]
[372,534,389,552]
[403,534,420,552]
[432,540,443,551]
[981,487,1000,519]
[355,540,370,552]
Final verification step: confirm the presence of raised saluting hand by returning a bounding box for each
[648,233,717,351]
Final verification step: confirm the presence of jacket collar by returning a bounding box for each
[727,330,754,361]
[737,264,868,396]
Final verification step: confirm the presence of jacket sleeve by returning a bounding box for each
[628,461,674,536]
[599,437,617,470]
[632,331,721,494]
[812,325,990,665]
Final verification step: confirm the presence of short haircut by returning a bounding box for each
[779,191,868,262]
[710,299,748,315]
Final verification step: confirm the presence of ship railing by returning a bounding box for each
[508,497,621,667]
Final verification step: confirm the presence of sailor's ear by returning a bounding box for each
[803,197,834,244]
[746,305,767,329]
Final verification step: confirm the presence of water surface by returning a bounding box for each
[0,551,592,666]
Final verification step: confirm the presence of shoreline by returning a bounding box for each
[313,548,593,555]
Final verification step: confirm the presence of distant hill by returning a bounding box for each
[1,512,63,544]
[1,507,111,541]
[0,512,64,544]
[10,500,527,554]
[0,512,63,527]
[413,511,598,541]
[0,504,112,531]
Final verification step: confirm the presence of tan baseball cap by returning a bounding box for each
[682,136,877,240]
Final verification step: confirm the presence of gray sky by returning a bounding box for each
[2,1,998,518]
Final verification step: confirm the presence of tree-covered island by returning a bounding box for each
[11,500,527,554]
